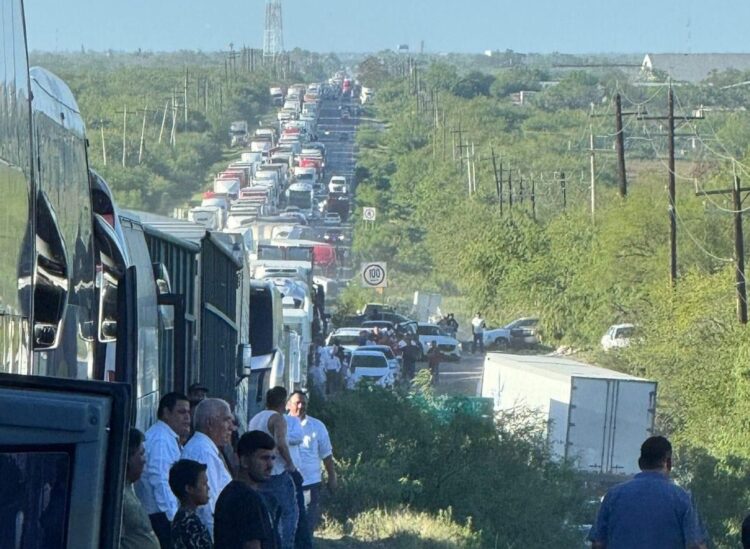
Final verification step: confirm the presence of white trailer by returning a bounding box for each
[480,353,657,475]
[412,291,442,322]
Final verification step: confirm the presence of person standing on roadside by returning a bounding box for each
[214,431,279,549]
[248,387,299,549]
[136,392,192,549]
[121,428,161,549]
[588,436,708,549]
[401,335,420,381]
[286,391,336,539]
[181,399,236,539]
[426,341,443,385]
[471,312,485,355]
[284,399,312,549]
[447,314,459,338]
[188,382,209,412]
[321,345,342,395]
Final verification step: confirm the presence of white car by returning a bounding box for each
[347,350,395,388]
[357,344,402,376]
[601,323,636,351]
[483,317,539,350]
[323,212,341,226]
[325,327,366,354]
[416,323,461,360]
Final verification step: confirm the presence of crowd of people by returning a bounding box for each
[306,325,440,394]
[122,386,336,549]
[119,377,750,548]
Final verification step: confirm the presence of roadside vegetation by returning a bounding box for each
[309,380,587,547]
[349,56,750,546]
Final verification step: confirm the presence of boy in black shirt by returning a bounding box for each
[169,459,213,549]
[214,431,278,549]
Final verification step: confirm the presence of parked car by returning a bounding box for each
[361,320,395,332]
[326,327,367,353]
[356,344,402,375]
[347,350,395,388]
[483,317,540,350]
[416,323,461,361]
[323,212,341,226]
[601,323,636,351]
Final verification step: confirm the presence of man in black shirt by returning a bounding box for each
[214,431,278,549]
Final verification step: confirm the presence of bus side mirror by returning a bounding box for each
[237,343,252,377]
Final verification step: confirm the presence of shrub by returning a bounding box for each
[310,385,586,547]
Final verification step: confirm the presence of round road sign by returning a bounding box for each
[361,262,387,288]
[362,207,377,221]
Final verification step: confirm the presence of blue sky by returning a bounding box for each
[23,0,750,54]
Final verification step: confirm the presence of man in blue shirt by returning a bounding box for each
[588,436,708,549]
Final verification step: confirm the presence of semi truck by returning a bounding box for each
[480,353,657,476]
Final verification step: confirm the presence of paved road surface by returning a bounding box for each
[430,352,485,397]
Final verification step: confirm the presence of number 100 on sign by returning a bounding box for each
[361,262,387,288]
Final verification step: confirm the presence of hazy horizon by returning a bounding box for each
[23,0,750,56]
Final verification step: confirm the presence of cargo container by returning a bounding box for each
[480,353,657,475]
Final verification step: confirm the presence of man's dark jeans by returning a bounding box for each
[472,333,484,354]
[292,471,313,548]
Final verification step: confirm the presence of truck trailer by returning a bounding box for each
[480,353,657,475]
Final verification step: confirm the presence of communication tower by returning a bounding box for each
[263,0,284,61]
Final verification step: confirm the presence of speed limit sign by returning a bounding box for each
[361,262,387,288]
[362,207,377,222]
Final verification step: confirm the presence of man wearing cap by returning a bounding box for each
[188,382,209,411]
[588,436,708,549]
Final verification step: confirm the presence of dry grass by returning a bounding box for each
[314,507,481,549]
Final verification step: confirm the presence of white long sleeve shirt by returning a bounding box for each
[285,414,304,473]
[134,420,181,520]
[298,415,333,488]
[181,431,232,538]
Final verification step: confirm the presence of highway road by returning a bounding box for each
[432,352,484,397]
[317,96,358,191]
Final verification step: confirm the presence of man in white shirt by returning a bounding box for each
[135,392,191,549]
[181,398,236,539]
[471,312,486,354]
[308,362,326,400]
[321,346,342,394]
[287,391,336,538]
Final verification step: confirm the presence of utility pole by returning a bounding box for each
[184,68,189,126]
[121,105,127,167]
[159,100,169,143]
[137,104,151,164]
[695,170,750,323]
[560,171,567,209]
[508,168,513,210]
[170,90,180,147]
[639,86,703,285]
[589,125,596,220]
[614,93,628,197]
[531,176,537,221]
[471,142,477,194]
[491,147,501,211]
[115,106,135,167]
[95,119,108,166]
[451,122,465,168]
[733,174,747,324]
[466,144,472,196]
[668,89,676,284]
